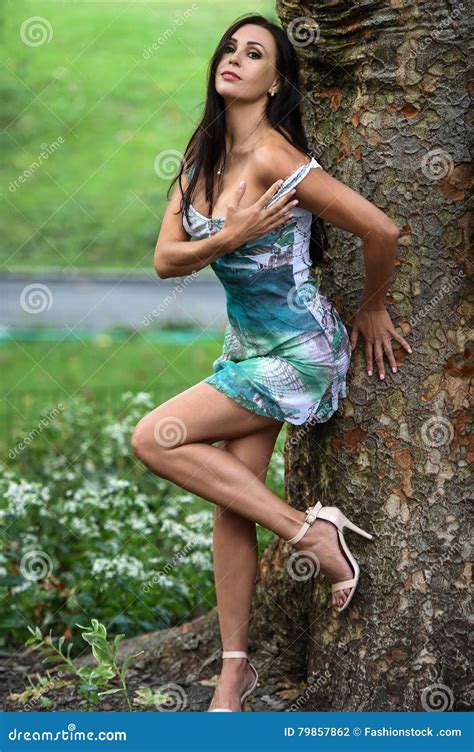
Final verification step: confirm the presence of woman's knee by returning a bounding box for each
[130,416,171,473]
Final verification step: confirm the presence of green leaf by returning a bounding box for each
[119,654,135,677]
[113,633,125,649]
[97,688,123,696]
[84,644,109,664]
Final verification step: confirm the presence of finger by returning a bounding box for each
[374,341,385,379]
[349,325,358,352]
[390,328,413,354]
[383,338,398,373]
[365,341,373,376]
[227,179,247,210]
[266,188,298,214]
[255,179,285,209]
[270,203,297,224]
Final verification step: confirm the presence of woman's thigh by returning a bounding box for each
[131,381,283,452]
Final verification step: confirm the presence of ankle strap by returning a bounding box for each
[286,502,322,545]
[222,650,248,658]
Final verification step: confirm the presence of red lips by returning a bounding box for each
[222,70,241,80]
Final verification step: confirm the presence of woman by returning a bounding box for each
[132,14,413,712]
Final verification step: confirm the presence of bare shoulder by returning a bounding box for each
[252,132,320,190]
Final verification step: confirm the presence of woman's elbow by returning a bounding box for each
[369,220,399,244]
[386,222,400,241]
[154,248,171,279]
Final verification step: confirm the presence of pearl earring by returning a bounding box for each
[270,90,276,96]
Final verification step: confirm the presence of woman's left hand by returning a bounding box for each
[348,306,413,379]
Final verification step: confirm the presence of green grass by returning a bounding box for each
[1,330,223,392]
[1,329,224,445]
[2,0,277,272]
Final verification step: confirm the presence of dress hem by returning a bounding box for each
[202,369,348,426]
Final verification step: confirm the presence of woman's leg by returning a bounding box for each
[209,425,282,711]
[131,382,300,537]
[131,381,353,614]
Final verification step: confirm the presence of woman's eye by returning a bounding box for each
[223,45,260,59]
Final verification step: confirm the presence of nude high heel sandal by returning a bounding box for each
[285,500,374,613]
[208,651,259,712]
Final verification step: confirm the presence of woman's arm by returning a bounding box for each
[254,146,413,379]
[154,173,297,278]
[154,182,234,278]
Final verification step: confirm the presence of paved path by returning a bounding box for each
[0,271,227,332]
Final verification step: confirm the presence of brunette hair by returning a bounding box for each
[168,12,328,267]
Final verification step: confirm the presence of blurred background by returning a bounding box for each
[1,0,285,659]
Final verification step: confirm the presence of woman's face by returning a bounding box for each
[215,24,279,102]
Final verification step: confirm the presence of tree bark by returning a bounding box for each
[256,0,472,711]
[116,1,471,712]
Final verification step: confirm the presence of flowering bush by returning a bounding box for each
[0,391,284,653]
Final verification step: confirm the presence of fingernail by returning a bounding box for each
[392,367,397,373]
[408,347,413,353]
[380,373,385,379]
[239,180,245,188]
[368,370,372,376]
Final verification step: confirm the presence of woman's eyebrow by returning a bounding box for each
[229,37,266,51]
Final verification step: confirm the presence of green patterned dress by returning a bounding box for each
[182,156,352,425]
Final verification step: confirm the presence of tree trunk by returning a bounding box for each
[252,0,471,711]
[121,1,471,712]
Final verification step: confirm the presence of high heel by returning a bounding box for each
[285,500,374,613]
[208,650,259,712]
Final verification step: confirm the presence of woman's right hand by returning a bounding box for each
[219,179,299,249]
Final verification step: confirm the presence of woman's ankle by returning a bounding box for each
[283,509,307,542]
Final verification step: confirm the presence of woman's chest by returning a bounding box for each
[192,164,268,220]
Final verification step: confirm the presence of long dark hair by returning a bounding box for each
[168,12,328,268]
